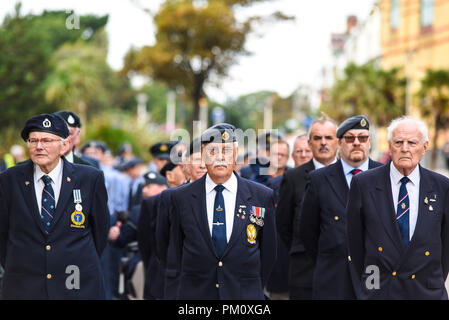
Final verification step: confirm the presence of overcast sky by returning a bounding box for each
[1,0,377,103]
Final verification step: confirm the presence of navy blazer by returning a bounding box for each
[299,159,382,299]
[347,164,449,299]
[171,173,277,300]
[0,158,109,299]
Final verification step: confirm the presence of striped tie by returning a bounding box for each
[212,184,227,258]
[396,176,410,246]
[41,175,55,233]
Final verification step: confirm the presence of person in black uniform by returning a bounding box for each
[169,123,277,299]
[276,116,339,299]
[299,116,382,299]
[0,113,109,299]
[53,110,99,168]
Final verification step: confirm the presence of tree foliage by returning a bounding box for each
[122,0,292,132]
[417,69,449,169]
[321,62,406,126]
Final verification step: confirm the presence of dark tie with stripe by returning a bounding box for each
[212,184,227,258]
[41,175,55,233]
[396,176,410,246]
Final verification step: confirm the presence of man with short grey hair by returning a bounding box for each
[347,116,449,299]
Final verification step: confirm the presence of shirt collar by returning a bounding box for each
[313,157,337,170]
[35,157,63,184]
[390,161,420,186]
[341,158,370,176]
[205,172,238,194]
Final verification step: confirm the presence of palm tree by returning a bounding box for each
[417,69,449,170]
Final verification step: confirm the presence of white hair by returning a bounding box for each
[387,116,428,143]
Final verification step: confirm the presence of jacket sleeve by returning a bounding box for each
[156,191,171,265]
[137,198,153,266]
[0,174,9,267]
[346,175,365,279]
[275,172,295,248]
[299,175,321,261]
[91,171,110,256]
[261,189,277,286]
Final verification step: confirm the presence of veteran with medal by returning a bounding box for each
[170,123,277,300]
[347,116,449,299]
[0,114,109,299]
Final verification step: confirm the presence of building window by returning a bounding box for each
[390,0,400,29]
[421,0,434,27]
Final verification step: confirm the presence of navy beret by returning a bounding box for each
[150,142,174,159]
[53,110,81,128]
[189,137,202,156]
[120,157,143,171]
[336,115,370,139]
[80,140,108,153]
[257,132,282,150]
[21,113,70,141]
[201,123,236,144]
[160,160,178,177]
[143,171,168,187]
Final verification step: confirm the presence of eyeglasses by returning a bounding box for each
[27,138,61,147]
[342,135,369,143]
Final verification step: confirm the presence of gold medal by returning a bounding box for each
[247,224,257,244]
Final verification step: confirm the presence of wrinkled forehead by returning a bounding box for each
[28,131,61,139]
[392,122,423,140]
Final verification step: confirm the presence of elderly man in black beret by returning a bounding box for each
[167,123,277,299]
[0,114,110,299]
[297,115,382,299]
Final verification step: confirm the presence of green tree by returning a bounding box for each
[122,0,292,133]
[0,3,108,134]
[417,69,449,169]
[322,62,406,126]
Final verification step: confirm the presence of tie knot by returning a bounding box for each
[400,176,410,185]
[215,184,225,193]
[42,175,52,185]
[351,169,362,175]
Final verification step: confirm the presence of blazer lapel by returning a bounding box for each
[223,175,251,257]
[402,166,434,255]
[50,158,75,229]
[189,176,217,256]
[372,164,404,253]
[326,160,348,206]
[19,160,46,236]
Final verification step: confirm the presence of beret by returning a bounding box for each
[80,140,108,153]
[120,157,143,171]
[257,132,282,150]
[150,142,175,159]
[336,115,370,139]
[201,123,236,144]
[21,113,70,141]
[189,137,202,156]
[53,110,81,128]
[143,171,168,187]
[160,160,178,177]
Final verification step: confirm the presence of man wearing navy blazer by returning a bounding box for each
[0,114,109,299]
[299,115,382,299]
[347,116,449,299]
[170,123,277,300]
[276,116,339,299]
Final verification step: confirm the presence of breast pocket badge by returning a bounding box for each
[247,224,257,244]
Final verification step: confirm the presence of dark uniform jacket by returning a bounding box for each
[137,194,164,300]
[171,173,277,300]
[0,158,109,299]
[299,159,382,299]
[276,159,315,297]
[347,164,449,300]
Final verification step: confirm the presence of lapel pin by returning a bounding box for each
[25,181,30,186]
[424,197,428,204]
[429,205,434,211]
[67,177,71,182]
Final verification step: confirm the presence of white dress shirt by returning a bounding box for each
[205,172,238,242]
[390,162,420,241]
[341,158,369,188]
[34,159,63,214]
[313,157,337,170]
